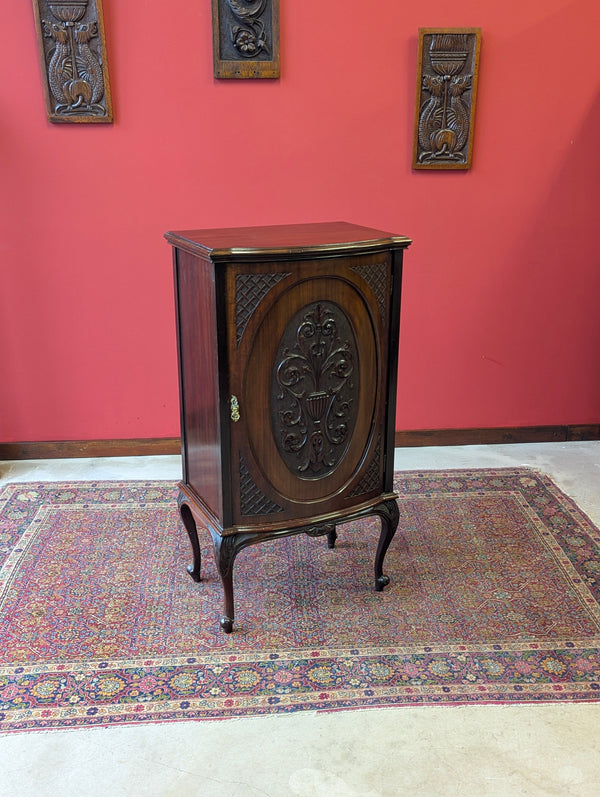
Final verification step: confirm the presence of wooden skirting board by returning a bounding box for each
[0,426,599,460]
[0,438,181,461]
[395,425,600,447]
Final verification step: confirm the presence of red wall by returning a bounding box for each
[1,1,599,442]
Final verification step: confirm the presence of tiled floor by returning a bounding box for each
[1,442,599,796]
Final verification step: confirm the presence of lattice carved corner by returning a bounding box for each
[349,439,382,498]
[350,264,388,321]
[235,272,290,345]
[239,455,283,516]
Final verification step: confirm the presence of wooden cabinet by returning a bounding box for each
[165,222,411,632]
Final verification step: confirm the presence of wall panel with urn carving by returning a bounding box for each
[32,0,112,123]
[212,0,280,78]
[412,28,481,169]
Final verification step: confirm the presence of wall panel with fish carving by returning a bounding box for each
[32,0,112,123]
[412,28,480,169]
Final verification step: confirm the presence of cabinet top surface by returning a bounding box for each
[165,221,411,260]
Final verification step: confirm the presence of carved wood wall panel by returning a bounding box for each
[32,0,112,123]
[412,28,481,170]
[212,0,280,79]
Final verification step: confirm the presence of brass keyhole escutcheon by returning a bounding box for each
[230,395,240,422]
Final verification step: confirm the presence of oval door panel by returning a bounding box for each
[243,277,378,505]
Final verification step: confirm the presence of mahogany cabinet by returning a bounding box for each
[165,222,411,632]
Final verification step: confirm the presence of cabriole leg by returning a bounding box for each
[327,526,337,549]
[210,530,239,633]
[373,499,400,591]
[178,497,202,582]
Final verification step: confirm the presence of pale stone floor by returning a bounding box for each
[1,442,600,796]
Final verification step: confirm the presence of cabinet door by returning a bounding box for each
[227,254,392,525]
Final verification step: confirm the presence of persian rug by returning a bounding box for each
[1,468,600,734]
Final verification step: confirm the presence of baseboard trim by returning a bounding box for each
[1,426,599,461]
[0,438,181,461]
[394,425,600,448]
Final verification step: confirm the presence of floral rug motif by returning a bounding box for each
[1,469,600,733]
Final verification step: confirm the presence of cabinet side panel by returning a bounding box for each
[384,250,404,492]
[174,249,223,521]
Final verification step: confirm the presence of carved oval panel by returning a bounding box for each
[270,301,358,479]
[242,275,378,508]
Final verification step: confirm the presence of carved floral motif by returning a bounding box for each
[226,0,269,58]
[212,0,279,78]
[271,302,358,478]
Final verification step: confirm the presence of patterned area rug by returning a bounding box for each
[1,469,599,733]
